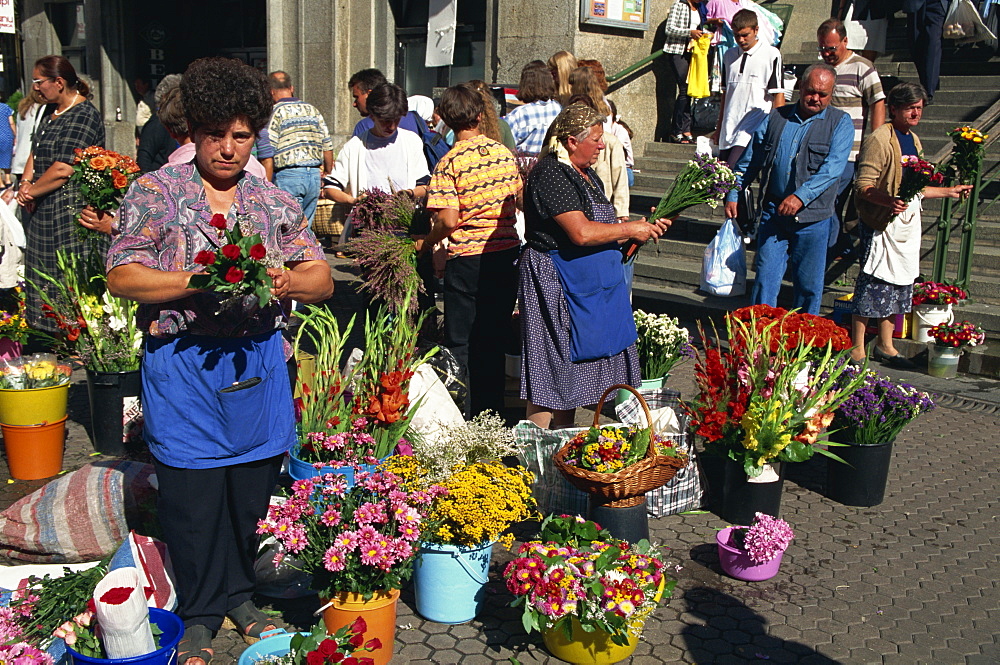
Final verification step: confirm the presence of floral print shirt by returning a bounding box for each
[107,163,325,338]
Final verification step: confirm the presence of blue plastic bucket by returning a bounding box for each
[67,608,183,665]
[287,453,383,485]
[413,541,494,624]
[236,631,296,665]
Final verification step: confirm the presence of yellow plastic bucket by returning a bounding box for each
[0,383,70,426]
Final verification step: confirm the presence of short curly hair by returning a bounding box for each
[181,57,273,135]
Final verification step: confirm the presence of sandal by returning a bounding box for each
[178,624,214,665]
[221,600,280,645]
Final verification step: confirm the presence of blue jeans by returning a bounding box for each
[751,202,835,315]
[274,166,320,226]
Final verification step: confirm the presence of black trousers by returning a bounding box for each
[154,454,283,630]
[443,247,519,417]
[908,0,947,98]
[669,53,693,136]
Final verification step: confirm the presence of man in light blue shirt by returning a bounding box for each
[725,64,853,314]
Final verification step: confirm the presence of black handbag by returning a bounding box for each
[735,184,760,237]
[691,96,720,132]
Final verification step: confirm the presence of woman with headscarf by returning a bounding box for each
[107,57,333,665]
[519,103,670,428]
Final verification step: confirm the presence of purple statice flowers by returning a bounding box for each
[650,152,738,221]
[832,366,935,445]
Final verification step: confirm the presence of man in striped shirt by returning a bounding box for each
[817,18,885,260]
[268,71,334,226]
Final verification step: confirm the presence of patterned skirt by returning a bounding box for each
[852,271,913,318]
[518,247,640,411]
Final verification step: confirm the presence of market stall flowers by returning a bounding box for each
[895,156,944,219]
[928,320,986,348]
[947,125,988,184]
[687,305,864,477]
[831,367,935,445]
[257,464,446,599]
[632,310,694,381]
[251,617,381,665]
[503,515,674,646]
[912,281,963,306]
[728,512,795,564]
[0,353,71,390]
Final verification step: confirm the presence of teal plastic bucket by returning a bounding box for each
[237,631,296,665]
[413,541,493,624]
[67,608,183,665]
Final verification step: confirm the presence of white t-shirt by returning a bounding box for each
[719,40,783,150]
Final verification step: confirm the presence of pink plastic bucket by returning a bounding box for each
[716,526,784,581]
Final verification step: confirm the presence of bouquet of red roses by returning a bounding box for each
[895,156,943,218]
[69,147,141,240]
[188,213,275,310]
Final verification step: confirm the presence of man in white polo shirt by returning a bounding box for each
[713,8,785,168]
[817,17,885,260]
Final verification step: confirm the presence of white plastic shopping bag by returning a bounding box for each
[700,218,746,297]
[944,0,996,42]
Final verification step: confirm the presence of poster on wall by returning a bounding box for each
[580,0,648,31]
[0,0,15,34]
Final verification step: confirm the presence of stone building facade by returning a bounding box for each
[15,0,830,157]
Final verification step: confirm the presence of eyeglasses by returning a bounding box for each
[31,77,54,86]
[817,46,838,53]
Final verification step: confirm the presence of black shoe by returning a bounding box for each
[872,345,916,370]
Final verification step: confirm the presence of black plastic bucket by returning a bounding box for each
[588,497,650,544]
[826,440,894,507]
[86,369,142,456]
[720,460,785,525]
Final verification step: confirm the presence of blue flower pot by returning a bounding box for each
[286,453,383,485]
[413,541,494,624]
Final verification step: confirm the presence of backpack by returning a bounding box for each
[408,111,450,171]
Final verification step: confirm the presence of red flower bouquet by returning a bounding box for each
[928,320,985,348]
[250,617,382,665]
[187,213,275,310]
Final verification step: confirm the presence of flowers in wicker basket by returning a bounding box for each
[562,424,685,474]
[503,515,674,646]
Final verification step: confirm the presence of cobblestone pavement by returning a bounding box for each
[1,254,998,664]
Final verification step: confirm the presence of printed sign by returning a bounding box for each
[0,0,15,35]
[580,0,647,31]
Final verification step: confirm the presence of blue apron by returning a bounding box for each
[141,329,296,469]
[549,184,637,362]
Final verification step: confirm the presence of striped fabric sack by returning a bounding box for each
[0,461,156,563]
[615,388,704,517]
[514,421,589,518]
[110,531,177,611]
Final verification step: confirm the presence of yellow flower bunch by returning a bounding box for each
[427,461,539,548]
[740,400,794,465]
[948,125,988,184]
[953,126,987,144]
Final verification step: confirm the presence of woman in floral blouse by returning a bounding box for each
[107,57,333,665]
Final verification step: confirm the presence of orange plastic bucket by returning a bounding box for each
[1,416,67,480]
[321,588,399,665]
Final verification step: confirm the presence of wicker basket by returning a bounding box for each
[313,199,346,238]
[553,384,687,508]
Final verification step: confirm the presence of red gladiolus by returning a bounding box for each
[249,243,266,260]
[221,244,241,260]
[210,213,227,229]
[99,587,133,605]
[194,250,216,266]
[225,267,245,283]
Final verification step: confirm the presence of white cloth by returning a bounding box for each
[719,40,783,150]
[93,567,156,659]
[862,194,923,285]
[11,104,44,176]
[324,129,427,198]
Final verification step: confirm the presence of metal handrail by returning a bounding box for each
[607,50,666,83]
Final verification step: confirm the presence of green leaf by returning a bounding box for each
[781,441,813,462]
[521,608,537,635]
